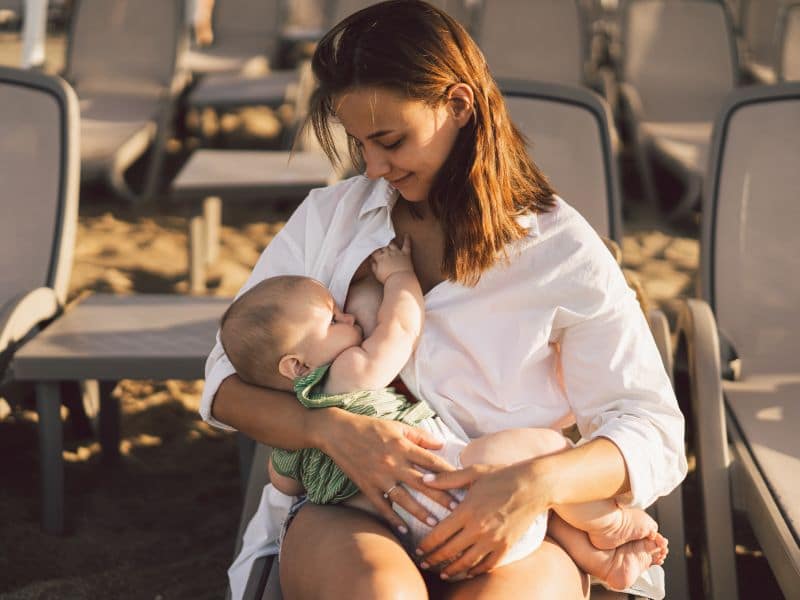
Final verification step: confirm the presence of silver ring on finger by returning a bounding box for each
[383,483,400,500]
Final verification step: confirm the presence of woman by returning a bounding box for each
[202,1,687,597]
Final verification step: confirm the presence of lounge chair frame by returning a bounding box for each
[0,66,79,383]
[63,0,188,202]
[676,83,800,600]
[618,0,738,219]
[498,79,623,244]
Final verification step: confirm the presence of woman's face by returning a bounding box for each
[334,86,467,203]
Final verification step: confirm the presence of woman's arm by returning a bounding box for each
[213,373,459,532]
[416,436,628,578]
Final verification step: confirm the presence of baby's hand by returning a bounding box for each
[371,235,414,284]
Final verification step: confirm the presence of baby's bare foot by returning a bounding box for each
[588,507,658,550]
[600,534,668,591]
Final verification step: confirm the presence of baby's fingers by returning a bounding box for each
[401,234,411,254]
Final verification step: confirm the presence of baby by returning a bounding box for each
[219,237,667,590]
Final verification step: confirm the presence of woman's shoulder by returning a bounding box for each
[527,196,611,260]
[521,196,627,295]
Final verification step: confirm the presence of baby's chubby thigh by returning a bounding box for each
[460,426,571,467]
[396,425,568,570]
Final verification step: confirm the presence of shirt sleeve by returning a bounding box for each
[555,236,688,509]
[199,199,310,430]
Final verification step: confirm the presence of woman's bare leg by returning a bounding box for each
[443,537,590,600]
[280,502,427,600]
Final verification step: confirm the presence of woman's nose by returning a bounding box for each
[363,147,391,180]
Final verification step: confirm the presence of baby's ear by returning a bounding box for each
[278,355,310,380]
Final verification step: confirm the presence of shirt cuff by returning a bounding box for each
[200,346,237,432]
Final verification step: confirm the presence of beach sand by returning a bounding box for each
[0,28,783,600]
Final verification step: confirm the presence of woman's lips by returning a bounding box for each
[390,173,412,186]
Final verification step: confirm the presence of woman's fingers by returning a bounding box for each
[361,486,410,534]
[401,468,459,511]
[421,527,475,568]
[466,548,504,577]
[386,484,440,528]
[416,510,465,556]
[440,545,492,579]
[422,464,486,489]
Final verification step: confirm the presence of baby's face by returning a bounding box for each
[290,281,364,368]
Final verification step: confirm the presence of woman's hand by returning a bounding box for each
[416,461,552,579]
[309,408,459,534]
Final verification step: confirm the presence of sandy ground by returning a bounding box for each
[0,25,784,600]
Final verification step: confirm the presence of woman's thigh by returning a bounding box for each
[441,538,590,600]
[280,502,428,600]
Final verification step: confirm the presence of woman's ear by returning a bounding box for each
[278,354,310,381]
[447,83,475,128]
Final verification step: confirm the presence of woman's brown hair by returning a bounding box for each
[307,0,556,285]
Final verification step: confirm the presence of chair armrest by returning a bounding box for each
[0,287,61,351]
[673,298,738,596]
[647,308,673,380]
[618,81,645,131]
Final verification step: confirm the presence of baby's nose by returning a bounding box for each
[341,312,355,325]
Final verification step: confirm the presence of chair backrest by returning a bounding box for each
[779,3,800,80]
[501,79,622,242]
[328,0,455,24]
[211,0,282,60]
[702,83,800,375]
[622,0,737,122]
[742,0,783,67]
[65,0,185,94]
[474,0,586,86]
[0,67,80,309]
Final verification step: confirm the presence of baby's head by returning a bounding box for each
[219,275,363,390]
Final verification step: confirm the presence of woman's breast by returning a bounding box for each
[403,293,573,438]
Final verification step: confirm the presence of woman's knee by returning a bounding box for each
[443,538,588,600]
[280,503,427,600]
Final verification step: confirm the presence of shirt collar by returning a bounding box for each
[358,177,398,219]
[357,176,541,239]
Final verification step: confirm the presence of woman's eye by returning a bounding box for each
[384,138,403,150]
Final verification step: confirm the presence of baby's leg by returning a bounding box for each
[267,455,306,497]
[459,427,571,467]
[461,429,661,550]
[548,512,668,591]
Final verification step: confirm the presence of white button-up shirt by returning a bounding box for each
[202,175,687,509]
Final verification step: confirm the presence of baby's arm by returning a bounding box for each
[326,235,423,394]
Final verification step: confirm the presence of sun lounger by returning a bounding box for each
[739,0,783,84]
[501,79,622,243]
[171,61,345,293]
[778,2,800,81]
[182,0,282,76]
[64,0,188,202]
[0,65,79,404]
[473,0,588,86]
[619,0,737,220]
[12,294,232,534]
[674,82,800,600]
[185,0,304,112]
